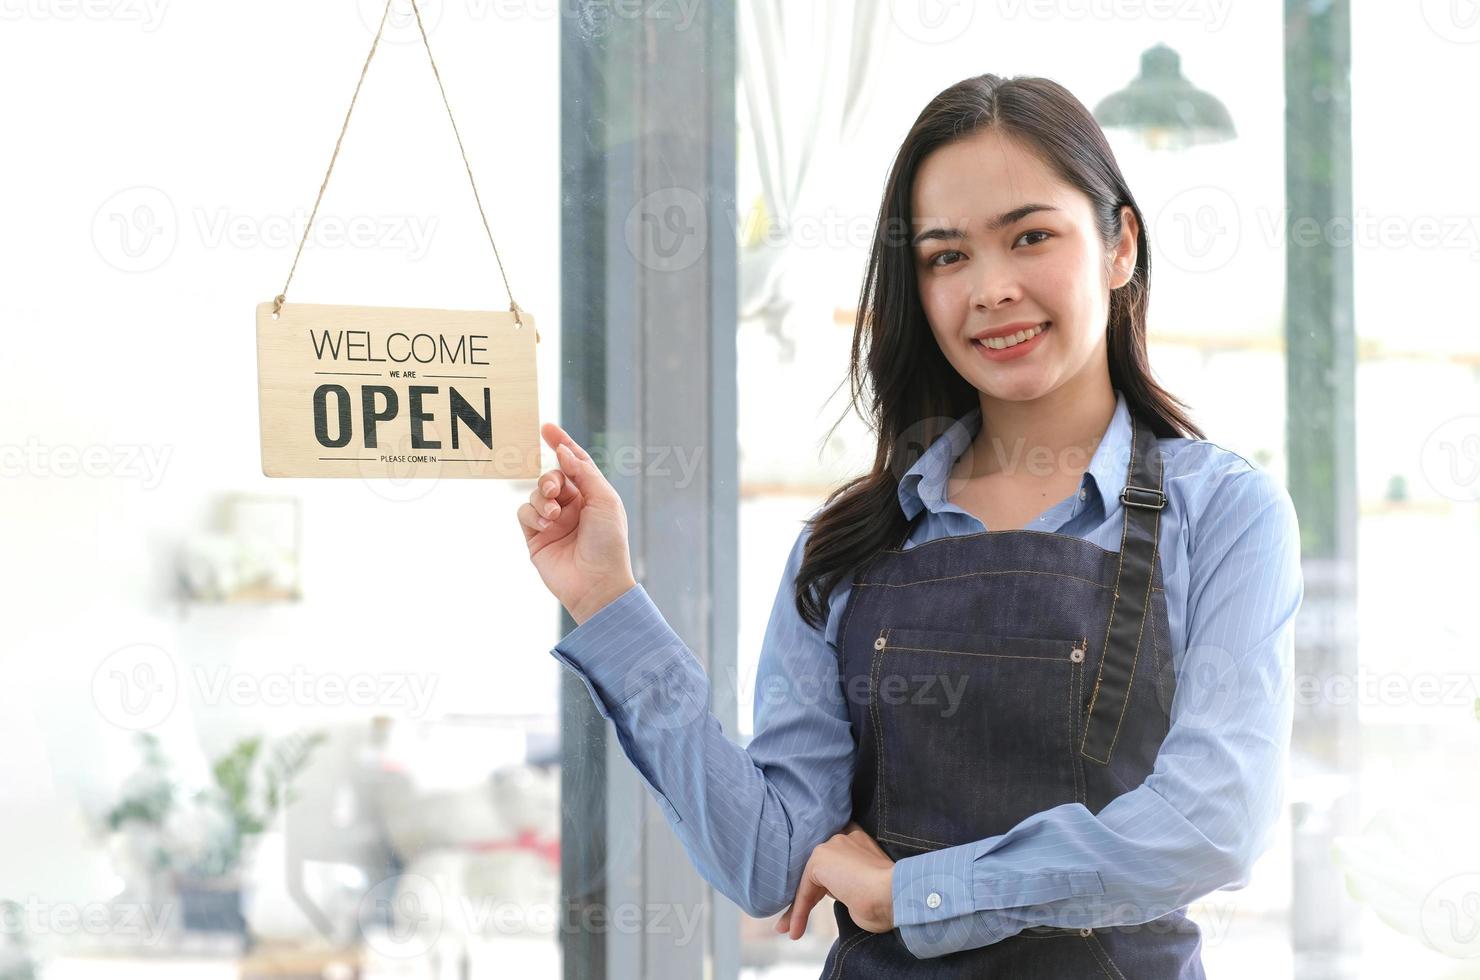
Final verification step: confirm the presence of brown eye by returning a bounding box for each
[1015,230,1051,247]
[929,249,964,268]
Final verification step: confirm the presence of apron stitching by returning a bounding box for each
[1100,442,1164,763]
[857,575,1163,595]
[1082,479,1131,759]
[1072,639,1087,805]
[879,829,949,847]
[1083,414,1160,765]
[1085,931,1132,979]
[826,925,878,980]
[887,645,1080,662]
[1067,646,1077,804]
[1152,595,1175,734]
[874,635,1081,848]
[877,525,1121,556]
[870,628,889,838]
[857,569,1115,591]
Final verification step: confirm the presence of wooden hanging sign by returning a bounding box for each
[255,301,539,479]
[256,0,540,480]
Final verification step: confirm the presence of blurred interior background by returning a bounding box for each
[1,0,1477,977]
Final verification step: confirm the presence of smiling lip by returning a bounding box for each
[971,320,1047,342]
[971,321,1050,361]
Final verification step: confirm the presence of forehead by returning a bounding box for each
[910,129,1076,227]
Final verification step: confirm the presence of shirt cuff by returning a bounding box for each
[892,848,998,959]
[892,843,976,927]
[548,583,687,721]
[891,844,1106,958]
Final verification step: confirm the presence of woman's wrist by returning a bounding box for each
[569,576,638,626]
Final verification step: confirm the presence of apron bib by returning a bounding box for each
[820,411,1206,979]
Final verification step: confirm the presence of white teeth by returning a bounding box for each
[978,323,1047,350]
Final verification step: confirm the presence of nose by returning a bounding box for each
[970,256,1021,310]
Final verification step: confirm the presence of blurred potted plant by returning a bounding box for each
[104,731,326,935]
[0,900,37,980]
[102,732,187,930]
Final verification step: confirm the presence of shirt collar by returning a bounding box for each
[896,389,1136,522]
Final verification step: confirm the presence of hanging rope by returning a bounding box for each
[271,0,535,341]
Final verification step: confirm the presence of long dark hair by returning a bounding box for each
[795,73,1205,631]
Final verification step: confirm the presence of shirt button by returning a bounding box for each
[926,892,942,909]
[1078,487,1087,500]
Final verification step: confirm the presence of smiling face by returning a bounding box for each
[909,127,1137,404]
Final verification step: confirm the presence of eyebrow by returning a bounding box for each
[910,203,1061,247]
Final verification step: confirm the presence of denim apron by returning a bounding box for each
[819,411,1206,978]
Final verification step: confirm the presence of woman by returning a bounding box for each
[517,73,1303,978]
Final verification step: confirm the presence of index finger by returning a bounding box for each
[541,422,590,461]
[787,874,827,940]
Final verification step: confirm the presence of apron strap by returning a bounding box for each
[1079,410,1165,766]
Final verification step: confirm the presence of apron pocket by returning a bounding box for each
[870,627,1086,851]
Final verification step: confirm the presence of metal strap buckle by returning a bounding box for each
[1120,485,1166,510]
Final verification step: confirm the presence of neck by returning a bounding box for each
[961,375,1117,482]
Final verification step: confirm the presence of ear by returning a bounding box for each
[1108,204,1139,289]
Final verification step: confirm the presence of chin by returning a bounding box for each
[977,373,1057,403]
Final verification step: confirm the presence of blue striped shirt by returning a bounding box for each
[549,388,1304,958]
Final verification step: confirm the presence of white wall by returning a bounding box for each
[0,0,565,900]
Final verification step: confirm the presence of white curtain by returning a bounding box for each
[738,0,888,358]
